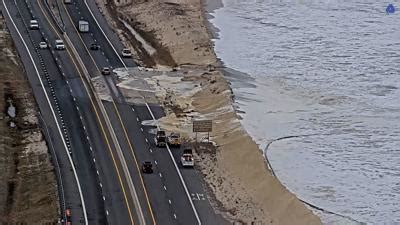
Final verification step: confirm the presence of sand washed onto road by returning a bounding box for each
[94,0,321,224]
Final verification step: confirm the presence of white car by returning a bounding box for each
[39,41,48,49]
[121,48,132,58]
[55,39,65,50]
[29,20,39,29]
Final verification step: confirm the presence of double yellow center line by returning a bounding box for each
[36,0,140,224]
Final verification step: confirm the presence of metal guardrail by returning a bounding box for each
[38,112,67,224]
[13,0,88,223]
[43,0,64,33]
[63,32,147,224]
[11,0,68,222]
[83,1,202,223]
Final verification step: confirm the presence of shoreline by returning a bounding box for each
[95,0,321,224]
[200,1,324,224]
[202,0,223,41]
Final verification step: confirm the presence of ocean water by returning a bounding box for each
[208,0,400,224]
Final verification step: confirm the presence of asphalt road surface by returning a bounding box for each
[61,1,229,224]
[2,0,145,224]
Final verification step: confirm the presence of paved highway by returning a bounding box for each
[59,1,183,224]
[60,0,229,224]
[2,0,148,224]
[30,0,146,223]
[1,1,85,223]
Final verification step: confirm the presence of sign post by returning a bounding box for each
[193,120,212,146]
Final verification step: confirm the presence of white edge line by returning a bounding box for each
[84,2,201,224]
[2,2,88,224]
[145,102,201,224]
[83,0,127,68]
[62,6,147,224]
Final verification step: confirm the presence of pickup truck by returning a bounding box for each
[167,132,181,147]
[155,130,166,147]
[181,149,194,167]
[55,39,65,50]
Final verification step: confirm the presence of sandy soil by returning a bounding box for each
[96,0,322,224]
[0,16,58,224]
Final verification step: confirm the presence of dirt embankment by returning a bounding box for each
[0,15,58,224]
[96,0,321,224]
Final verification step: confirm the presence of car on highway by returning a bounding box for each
[142,161,153,174]
[55,39,65,50]
[39,41,48,49]
[101,67,111,75]
[155,130,166,147]
[181,149,194,167]
[90,43,100,50]
[168,132,181,147]
[121,48,132,58]
[29,20,39,29]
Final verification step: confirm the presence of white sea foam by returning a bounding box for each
[209,0,400,224]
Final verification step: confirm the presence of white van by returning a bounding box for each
[55,39,65,50]
[121,48,132,58]
[29,20,39,29]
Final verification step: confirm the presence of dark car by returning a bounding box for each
[142,161,153,173]
[90,43,100,50]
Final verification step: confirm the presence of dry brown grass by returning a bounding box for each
[0,16,58,224]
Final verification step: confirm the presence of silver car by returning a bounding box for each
[39,41,48,49]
